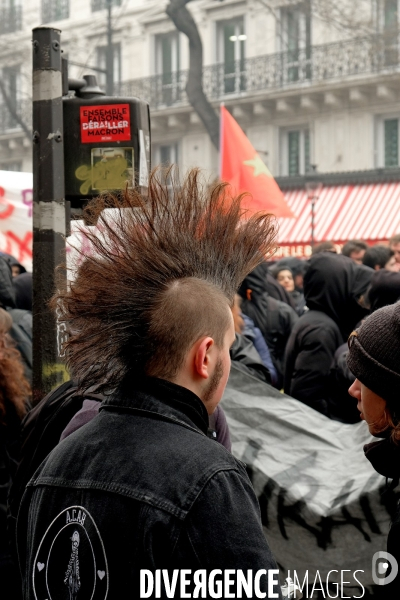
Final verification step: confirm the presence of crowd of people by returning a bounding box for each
[1,171,400,597]
[227,235,400,422]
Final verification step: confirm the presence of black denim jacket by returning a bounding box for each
[17,377,281,599]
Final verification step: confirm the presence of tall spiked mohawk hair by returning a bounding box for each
[54,167,277,391]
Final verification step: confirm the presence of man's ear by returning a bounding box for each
[193,337,214,380]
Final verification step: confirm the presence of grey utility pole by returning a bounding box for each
[32,27,67,404]
[106,0,114,96]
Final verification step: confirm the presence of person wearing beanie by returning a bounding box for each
[348,301,400,595]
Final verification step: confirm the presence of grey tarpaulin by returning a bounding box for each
[221,364,397,597]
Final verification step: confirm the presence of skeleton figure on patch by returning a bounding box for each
[64,530,81,599]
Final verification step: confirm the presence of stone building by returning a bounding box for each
[2,0,400,251]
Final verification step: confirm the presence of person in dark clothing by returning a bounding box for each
[348,302,400,597]
[232,294,277,385]
[60,396,232,451]
[311,240,337,254]
[0,308,30,599]
[271,265,307,316]
[254,261,296,308]
[341,239,368,264]
[284,253,373,416]
[362,244,397,272]
[331,269,400,423]
[242,315,278,386]
[230,332,272,384]
[0,253,26,278]
[13,273,32,311]
[329,343,360,423]
[17,170,282,599]
[272,257,308,292]
[367,269,400,312]
[239,267,298,388]
[0,258,32,382]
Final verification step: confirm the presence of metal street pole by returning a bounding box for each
[106,0,114,96]
[305,170,322,252]
[32,27,67,403]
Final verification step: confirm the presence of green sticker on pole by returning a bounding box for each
[80,104,131,143]
[64,96,150,202]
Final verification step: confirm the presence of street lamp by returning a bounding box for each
[305,166,322,249]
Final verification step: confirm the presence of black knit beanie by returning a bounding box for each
[347,301,400,405]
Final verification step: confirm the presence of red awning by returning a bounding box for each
[278,182,400,246]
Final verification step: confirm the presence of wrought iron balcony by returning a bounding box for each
[42,0,69,23]
[0,4,22,34]
[116,32,400,110]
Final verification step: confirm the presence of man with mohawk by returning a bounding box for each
[17,169,282,599]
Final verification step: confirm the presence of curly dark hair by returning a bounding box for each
[54,167,278,391]
[0,308,30,425]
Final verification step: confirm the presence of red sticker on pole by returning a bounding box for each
[80,104,131,143]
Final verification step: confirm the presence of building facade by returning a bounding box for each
[1,0,400,182]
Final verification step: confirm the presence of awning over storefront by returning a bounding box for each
[275,182,400,259]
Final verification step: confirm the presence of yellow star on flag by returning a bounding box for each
[243,154,273,178]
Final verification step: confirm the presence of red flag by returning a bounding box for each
[220,105,294,218]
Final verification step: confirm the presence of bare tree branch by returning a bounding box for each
[166,0,220,150]
[0,78,30,138]
[311,0,375,36]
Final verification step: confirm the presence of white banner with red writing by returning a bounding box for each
[0,170,33,272]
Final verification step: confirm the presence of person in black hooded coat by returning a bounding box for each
[284,253,373,416]
[0,258,32,382]
[239,264,298,388]
[366,269,400,312]
[251,261,297,309]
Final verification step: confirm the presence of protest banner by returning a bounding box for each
[0,170,33,272]
[222,365,393,597]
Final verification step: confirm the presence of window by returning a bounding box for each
[96,43,121,90]
[0,1,22,35]
[1,65,21,130]
[280,2,311,82]
[155,32,180,106]
[217,18,246,94]
[153,144,179,184]
[384,118,399,166]
[281,127,311,176]
[42,0,69,23]
[381,0,398,65]
[154,144,179,167]
[91,0,121,11]
[376,115,400,167]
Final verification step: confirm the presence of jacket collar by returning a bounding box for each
[101,375,209,436]
[364,436,400,480]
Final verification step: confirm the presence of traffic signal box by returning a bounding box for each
[63,95,151,208]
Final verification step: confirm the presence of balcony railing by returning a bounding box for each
[0,4,22,34]
[116,32,400,110]
[1,32,400,136]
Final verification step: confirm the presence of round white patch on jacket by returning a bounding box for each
[32,505,108,600]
